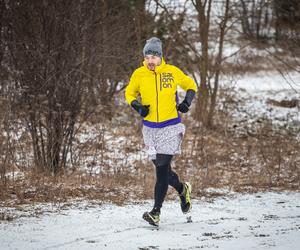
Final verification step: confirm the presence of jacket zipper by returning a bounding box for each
[154,72,159,122]
[160,73,162,91]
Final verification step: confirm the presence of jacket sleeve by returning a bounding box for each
[174,66,198,92]
[125,70,140,105]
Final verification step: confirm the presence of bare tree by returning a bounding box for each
[5,1,92,174]
[0,0,3,65]
[207,0,230,124]
[273,0,300,41]
[234,0,273,41]
[83,0,152,118]
[0,0,12,181]
[154,0,231,127]
[192,0,212,125]
[2,0,152,175]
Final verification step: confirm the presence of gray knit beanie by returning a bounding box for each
[143,37,163,58]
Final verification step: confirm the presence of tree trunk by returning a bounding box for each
[194,0,212,126]
[207,0,230,127]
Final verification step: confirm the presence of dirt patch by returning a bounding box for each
[267,99,299,108]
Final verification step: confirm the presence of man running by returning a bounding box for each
[125,37,197,226]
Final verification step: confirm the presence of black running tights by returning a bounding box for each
[152,154,183,212]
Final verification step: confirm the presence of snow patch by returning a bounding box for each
[0,192,299,250]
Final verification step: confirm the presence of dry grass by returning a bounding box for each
[1,171,143,207]
[174,89,300,194]
[0,90,299,213]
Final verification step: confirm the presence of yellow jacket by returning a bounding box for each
[125,58,197,128]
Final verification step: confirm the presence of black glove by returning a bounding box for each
[131,100,150,118]
[177,101,189,113]
[177,89,196,113]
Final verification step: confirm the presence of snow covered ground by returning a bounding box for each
[0,192,299,250]
[221,71,300,131]
[228,71,300,93]
[1,72,299,249]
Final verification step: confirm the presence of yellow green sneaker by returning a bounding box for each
[180,182,192,214]
[142,211,160,226]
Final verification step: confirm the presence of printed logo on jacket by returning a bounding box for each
[162,73,174,88]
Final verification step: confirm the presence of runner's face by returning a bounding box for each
[144,55,161,71]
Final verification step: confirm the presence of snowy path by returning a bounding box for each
[0,192,299,250]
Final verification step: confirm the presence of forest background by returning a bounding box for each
[0,0,299,209]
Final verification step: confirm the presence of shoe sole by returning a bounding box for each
[143,213,159,227]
